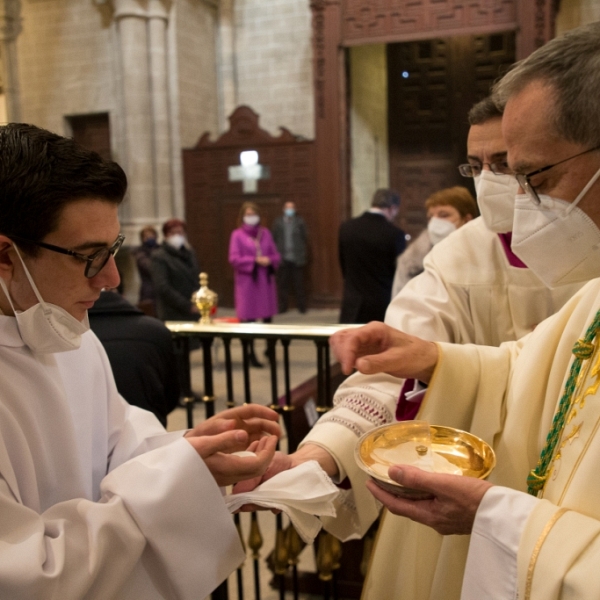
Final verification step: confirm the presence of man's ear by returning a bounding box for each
[0,235,16,280]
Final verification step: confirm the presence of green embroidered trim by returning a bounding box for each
[527,309,600,495]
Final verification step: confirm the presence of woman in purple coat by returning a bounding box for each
[229,201,281,367]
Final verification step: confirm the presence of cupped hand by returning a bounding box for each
[329,321,438,383]
[366,465,493,535]
[232,449,293,495]
[186,431,279,487]
[185,404,281,443]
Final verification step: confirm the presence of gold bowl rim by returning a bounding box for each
[354,422,496,496]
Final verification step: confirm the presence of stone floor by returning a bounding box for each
[166,307,343,600]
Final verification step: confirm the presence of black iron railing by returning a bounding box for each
[167,321,361,600]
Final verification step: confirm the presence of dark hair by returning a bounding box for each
[371,188,400,209]
[425,186,479,219]
[162,218,186,237]
[0,123,127,255]
[468,96,503,126]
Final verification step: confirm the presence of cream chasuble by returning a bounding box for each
[301,217,583,550]
[366,279,600,600]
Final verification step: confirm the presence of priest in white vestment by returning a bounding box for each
[0,124,281,599]
[329,22,600,600]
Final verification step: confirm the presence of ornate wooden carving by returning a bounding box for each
[183,106,318,308]
[342,0,517,46]
[516,0,559,59]
[193,105,299,148]
[309,0,348,306]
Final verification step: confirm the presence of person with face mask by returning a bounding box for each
[150,218,201,322]
[325,22,600,600]
[392,186,478,296]
[338,188,407,323]
[133,225,159,316]
[0,124,281,599]
[248,95,591,599]
[229,201,281,367]
[271,200,309,314]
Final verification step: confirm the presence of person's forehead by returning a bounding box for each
[467,118,506,160]
[427,204,458,214]
[47,198,120,248]
[502,82,567,172]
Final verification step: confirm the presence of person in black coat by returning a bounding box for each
[88,289,180,426]
[338,188,406,323]
[151,218,200,322]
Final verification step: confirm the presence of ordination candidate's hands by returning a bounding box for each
[232,442,340,496]
[366,465,493,535]
[330,322,439,382]
[186,404,281,442]
[185,404,281,487]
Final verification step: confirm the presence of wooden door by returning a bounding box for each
[388,32,515,238]
[67,113,112,161]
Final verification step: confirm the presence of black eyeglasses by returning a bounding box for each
[10,233,125,278]
[458,162,513,178]
[515,145,600,204]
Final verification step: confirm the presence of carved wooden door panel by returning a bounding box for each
[387,31,515,238]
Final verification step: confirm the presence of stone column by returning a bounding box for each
[217,0,237,133]
[0,0,21,122]
[113,0,155,224]
[148,0,173,220]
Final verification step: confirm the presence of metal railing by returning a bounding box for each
[166,321,362,600]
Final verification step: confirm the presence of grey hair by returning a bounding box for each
[468,96,503,126]
[492,21,600,147]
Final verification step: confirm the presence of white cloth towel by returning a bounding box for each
[224,460,340,543]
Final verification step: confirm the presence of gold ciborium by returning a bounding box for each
[355,422,496,499]
[192,272,218,324]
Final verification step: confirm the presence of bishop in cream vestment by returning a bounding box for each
[417,277,600,600]
[300,217,584,598]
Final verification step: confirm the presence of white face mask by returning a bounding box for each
[474,170,520,233]
[511,165,600,288]
[166,233,186,249]
[427,217,456,245]
[0,245,90,353]
[243,215,260,227]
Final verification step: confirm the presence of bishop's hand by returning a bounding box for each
[329,321,439,383]
[366,465,493,535]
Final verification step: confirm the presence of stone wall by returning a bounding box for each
[349,44,389,217]
[18,1,116,137]
[233,0,313,138]
[556,0,600,35]
[175,0,219,148]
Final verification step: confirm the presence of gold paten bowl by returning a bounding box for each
[355,422,496,499]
